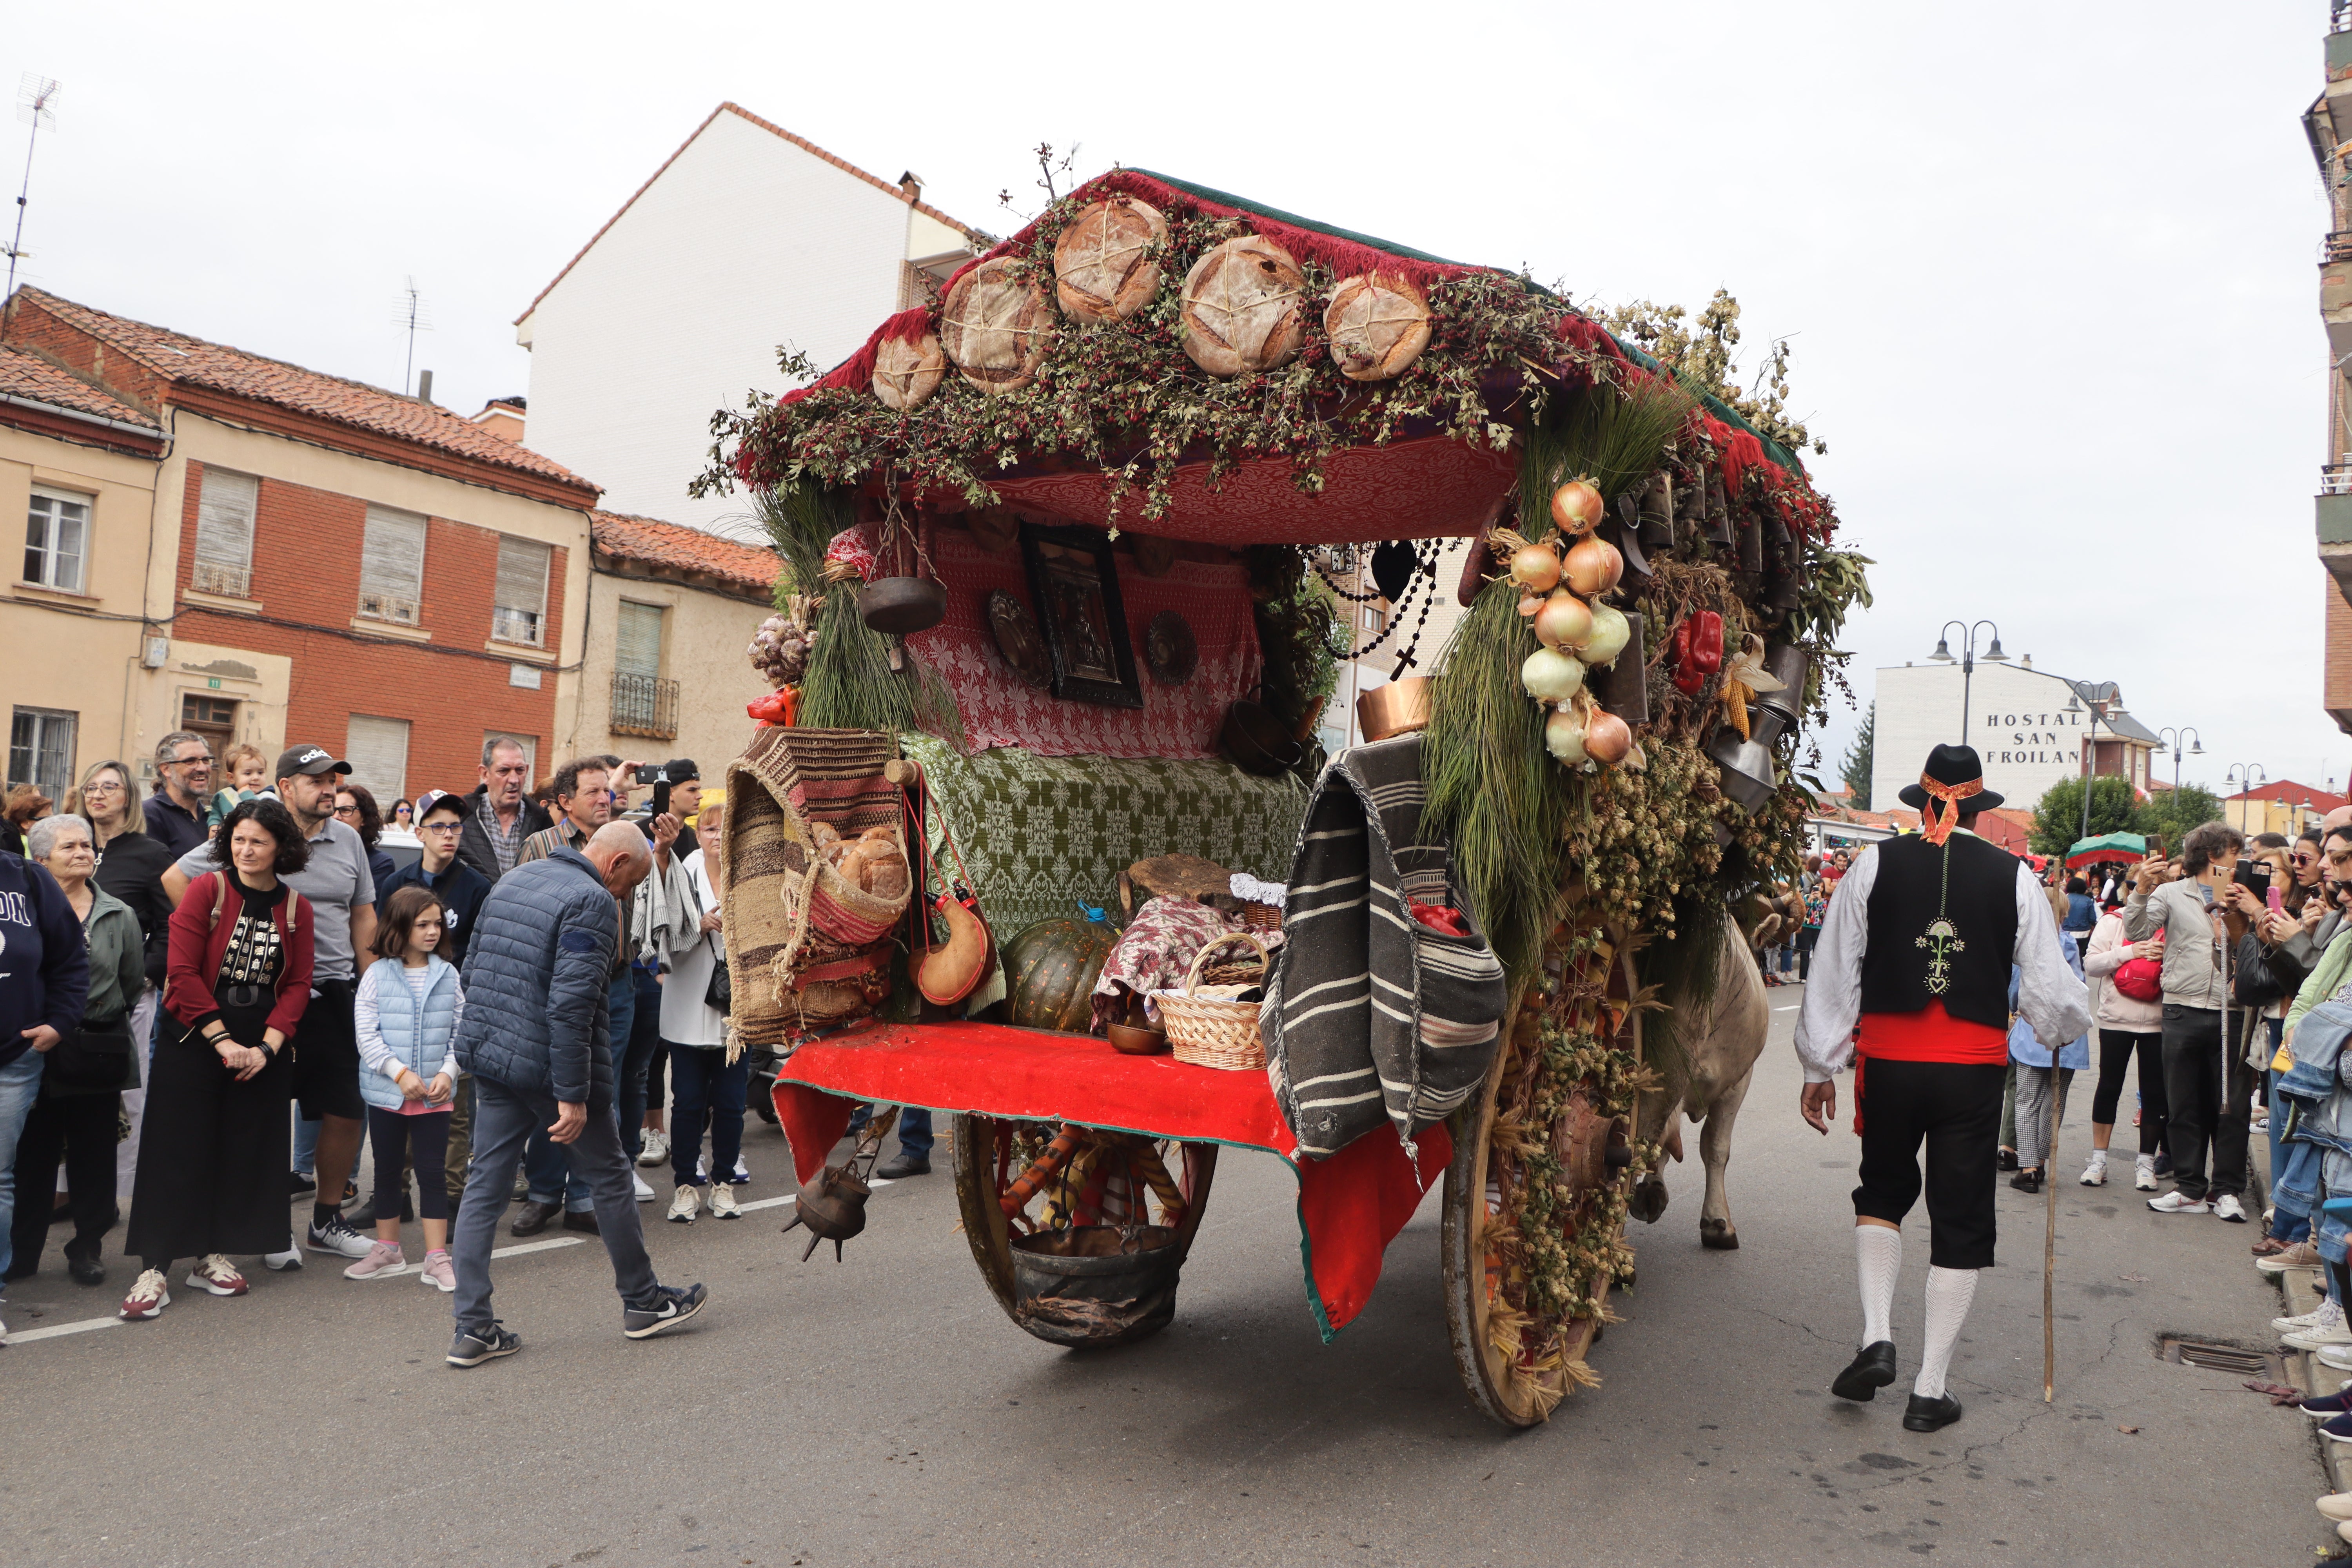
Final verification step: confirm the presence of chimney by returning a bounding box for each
[898,170,924,202]
[416,369,434,405]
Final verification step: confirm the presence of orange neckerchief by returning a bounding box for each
[1918,773,1983,846]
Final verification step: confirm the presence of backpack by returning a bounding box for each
[206,870,303,943]
[2112,929,2163,1002]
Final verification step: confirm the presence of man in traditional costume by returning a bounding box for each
[1795,744,2091,1431]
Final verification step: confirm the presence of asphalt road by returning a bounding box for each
[2,989,2337,1566]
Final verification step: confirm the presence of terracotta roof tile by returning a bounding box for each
[591,510,779,597]
[0,343,158,429]
[16,288,591,488]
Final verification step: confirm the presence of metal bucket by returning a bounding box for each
[1009,1224,1183,1348]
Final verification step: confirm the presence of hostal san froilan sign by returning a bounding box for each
[1868,662,2136,814]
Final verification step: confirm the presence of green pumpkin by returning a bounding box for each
[1002,916,1118,1033]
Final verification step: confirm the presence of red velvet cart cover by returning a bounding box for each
[772,1019,1449,1340]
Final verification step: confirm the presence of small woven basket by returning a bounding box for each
[1154,932,1269,1072]
[1239,900,1283,935]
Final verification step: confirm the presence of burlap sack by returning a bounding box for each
[722,727,909,1042]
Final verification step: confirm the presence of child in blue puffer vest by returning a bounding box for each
[348,885,462,1289]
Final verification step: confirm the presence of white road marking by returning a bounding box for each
[734,1194,796,1213]
[1773,1005,1801,1012]
[8,1314,122,1344]
[488,1237,585,1259]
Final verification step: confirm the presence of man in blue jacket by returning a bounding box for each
[445,821,706,1366]
[0,847,89,1336]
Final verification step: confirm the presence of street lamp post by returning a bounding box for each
[1928,620,2009,748]
[2226,763,2268,837]
[2156,726,2203,798]
[2065,690,2110,851]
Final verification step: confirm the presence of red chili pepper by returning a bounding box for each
[1692,611,1724,675]
[1671,618,1704,694]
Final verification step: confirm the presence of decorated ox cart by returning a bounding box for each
[703,168,1868,1427]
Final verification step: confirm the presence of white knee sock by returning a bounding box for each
[1915,1265,1979,1399]
[1857,1224,1902,1347]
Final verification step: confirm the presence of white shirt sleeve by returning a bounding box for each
[1794,848,1879,1083]
[353,962,400,1080]
[2012,862,2094,1050]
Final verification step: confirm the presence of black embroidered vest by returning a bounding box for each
[1857,832,2020,1031]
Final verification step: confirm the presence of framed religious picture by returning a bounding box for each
[1019,523,1144,709]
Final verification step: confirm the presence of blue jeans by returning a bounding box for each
[616,964,664,1162]
[2270,1055,2318,1245]
[848,1103,933,1163]
[524,970,633,1212]
[453,1074,655,1334]
[668,1044,748,1189]
[0,1050,48,1278]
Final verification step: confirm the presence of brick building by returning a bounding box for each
[2307,16,2352,731]
[2,287,601,805]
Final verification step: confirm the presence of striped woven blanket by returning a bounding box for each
[1261,735,1509,1160]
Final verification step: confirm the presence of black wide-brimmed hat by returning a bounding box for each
[1897,743,2004,814]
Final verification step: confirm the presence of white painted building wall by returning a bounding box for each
[1870,661,2098,814]
[517,106,975,534]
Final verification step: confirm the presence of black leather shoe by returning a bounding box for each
[2009,1168,2042,1194]
[874,1153,931,1180]
[510,1199,561,1237]
[1832,1341,1899,1402]
[562,1208,601,1235]
[1997,1148,2020,1172]
[1903,1392,1963,1432]
[65,1250,104,1287]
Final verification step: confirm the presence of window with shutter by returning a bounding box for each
[615,601,664,677]
[492,535,551,647]
[192,469,257,598]
[358,506,426,625]
[23,486,89,593]
[344,714,411,805]
[9,707,76,802]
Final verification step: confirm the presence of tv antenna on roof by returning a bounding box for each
[5,75,58,299]
[392,276,433,396]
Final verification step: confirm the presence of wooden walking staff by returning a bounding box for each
[2043,1070,2066,1402]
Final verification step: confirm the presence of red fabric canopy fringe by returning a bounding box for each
[769,1019,1447,1339]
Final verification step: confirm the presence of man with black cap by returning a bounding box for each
[164,744,381,1262]
[1794,743,2089,1432]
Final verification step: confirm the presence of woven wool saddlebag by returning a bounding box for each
[722,727,913,1042]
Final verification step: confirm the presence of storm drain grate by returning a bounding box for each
[2160,1337,2282,1378]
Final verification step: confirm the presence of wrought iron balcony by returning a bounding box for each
[610,671,678,740]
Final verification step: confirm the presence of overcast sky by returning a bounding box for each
[6,2,2339,799]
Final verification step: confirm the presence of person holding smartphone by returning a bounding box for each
[2124,821,2251,1220]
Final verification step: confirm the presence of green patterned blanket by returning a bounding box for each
[901,736,1307,942]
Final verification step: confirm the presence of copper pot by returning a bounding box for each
[1357,676,1432,742]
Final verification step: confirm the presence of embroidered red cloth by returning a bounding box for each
[903,527,1262,758]
[771,1019,1448,1338]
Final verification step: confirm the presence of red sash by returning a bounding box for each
[1851,1002,2009,1132]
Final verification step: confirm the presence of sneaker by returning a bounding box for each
[2077,1155,2107,1187]
[262,1248,303,1272]
[710,1182,741,1220]
[2320,1492,2352,1523]
[2153,1151,2173,1178]
[343,1241,409,1281]
[2261,1242,2324,1275]
[2277,1299,2334,1332]
[2322,1412,2352,1446]
[119,1268,170,1321]
[289,1170,316,1196]
[2214,1193,2248,1223]
[637,1129,670,1167]
[2320,1344,2352,1373]
[307,1214,375,1258]
[448,1320,521,1368]
[2305,1391,2352,1419]
[668,1184,702,1225]
[2147,1191,2210,1215]
[417,1250,456,1293]
[184,1254,249,1297]
[2288,1299,2352,1350]
[2133,1156,2159,1192]
[632,1171,655,1203]
[622,1282,708,1340]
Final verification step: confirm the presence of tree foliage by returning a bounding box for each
[2136,784,2226,853]
[2029,776,2140,857]
[1840,705,1875,810]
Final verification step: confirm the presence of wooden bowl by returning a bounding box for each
[1107,1022,1169,1056]
[1218,700,1301,777]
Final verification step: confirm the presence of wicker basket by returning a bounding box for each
[1238,900,1283,934]
[1154,932,1269,1072]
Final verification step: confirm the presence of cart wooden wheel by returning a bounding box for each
[951,1113,1218,1341]
[1441,942,1638,1427]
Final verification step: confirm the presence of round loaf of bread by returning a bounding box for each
[940,258,1057,394]
[872,330,947,410]
[1178,235,1305,377]
[1324,273,1431,381]
[1053,196,1168,323]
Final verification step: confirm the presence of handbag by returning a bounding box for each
[703,934,732,1013]
[45,1017,136,1092]
[2112,930,2164,1002]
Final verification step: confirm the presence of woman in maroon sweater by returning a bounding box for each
[121,798,315,1320]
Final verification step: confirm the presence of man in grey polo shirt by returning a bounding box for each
[165,744,379,1262]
